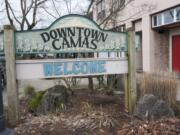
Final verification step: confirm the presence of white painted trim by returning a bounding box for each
[162,13,165,25]
[174,9,177,22]
[16,58,127,64]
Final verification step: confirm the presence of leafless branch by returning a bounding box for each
[99,0,134,27]
[4,0,14,26]
[42,6,57,19]
[4,0,48,30]
[86,0,94,15]
[63,0,72,14]
[52,0,61,17]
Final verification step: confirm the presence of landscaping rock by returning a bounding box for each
[36,85,69,114]
[172,102,180,118]
[135,94,158,119]
[135,94,174,120]
[151,100,174,119]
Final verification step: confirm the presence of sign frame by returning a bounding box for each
[14,14,128,55]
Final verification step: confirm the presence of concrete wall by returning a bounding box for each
[152,31,169,71]
[94,0,179,27]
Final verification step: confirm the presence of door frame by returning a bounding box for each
[169,29,180,72]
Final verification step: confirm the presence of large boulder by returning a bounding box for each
[135,94,174,120]
[135,94,158,119]
[36,85,69,114]
[151,100,174,119]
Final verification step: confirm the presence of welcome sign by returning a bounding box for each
[2,14,136,121]
[16,58,128,79]
[14,15,129,79]
[15,15,127,54]
[44,60,106,77]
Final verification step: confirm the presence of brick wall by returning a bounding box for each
[152,31,169,71]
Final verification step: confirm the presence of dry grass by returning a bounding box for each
[137,71,178,106]
[81,101,93,115]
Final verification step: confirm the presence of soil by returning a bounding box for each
[11,89,180,135]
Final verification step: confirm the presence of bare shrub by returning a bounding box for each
[24,85,36,99]
[137,72,178,106]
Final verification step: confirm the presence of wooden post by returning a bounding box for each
[4,25,19,126]
[124,74,129,112]
[125,28,137,114]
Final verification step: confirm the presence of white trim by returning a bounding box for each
[169,29,180,72]
[16,57,127,64]
[174,9,177,22]
[162,13,165,25]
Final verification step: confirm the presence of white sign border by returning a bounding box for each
[16,58,128,80]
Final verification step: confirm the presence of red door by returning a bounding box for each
[172,35,180,72]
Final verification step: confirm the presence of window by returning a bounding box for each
[176,7,180,21]
[111,25,126,32]
[97,0,105,20]
[152,14,162,27]
[164,10,174,24]
[112,0,125,11]
[153,15,158,26]
[152,5,180,28]
[157,14,162,26]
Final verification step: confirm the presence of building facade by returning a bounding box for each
[91,0,180,73]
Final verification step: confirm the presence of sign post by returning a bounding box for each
[125,28,137,114]
[4,25,19,126]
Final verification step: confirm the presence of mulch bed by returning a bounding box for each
[12,90,180,135]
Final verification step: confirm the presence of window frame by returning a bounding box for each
[152,5,180,28]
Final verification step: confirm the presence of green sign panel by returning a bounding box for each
[15,15,127,54]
